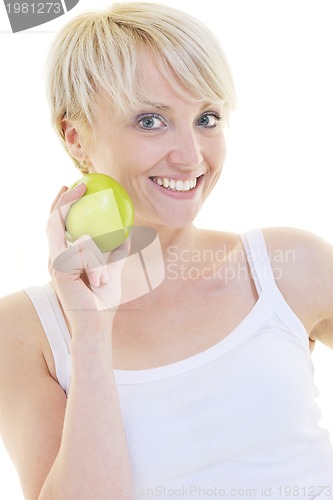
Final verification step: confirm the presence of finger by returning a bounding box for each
[47,183,87,264]
[90,269,122,311]
[86,267,104,288]
[54,182,86,218]
[52,234,108,284]
[50,186,68,213]
[100,266,110,284]
[82,239,110,289]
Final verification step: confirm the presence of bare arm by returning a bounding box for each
[0,292,67,499]
[41,185,134,499]
[263,227,333,349]
[0,185,134,500]
[39,322,133,500]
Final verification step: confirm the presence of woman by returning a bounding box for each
[0,2,333,499]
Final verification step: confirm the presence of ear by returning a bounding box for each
[62,119,87,163]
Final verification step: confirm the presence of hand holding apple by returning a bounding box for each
[65,173,134,253]
[47,181,129,336]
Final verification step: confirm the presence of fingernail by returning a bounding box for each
[72,182,85,190]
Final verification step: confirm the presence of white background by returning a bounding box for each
[0,0,333,497]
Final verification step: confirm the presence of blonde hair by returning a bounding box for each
[46,2,236,167]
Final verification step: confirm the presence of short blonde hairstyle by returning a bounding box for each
[46,1,236,166]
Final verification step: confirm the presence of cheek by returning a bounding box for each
[125,136,167,172]
[88,140,127,177]
[210,134,226,170]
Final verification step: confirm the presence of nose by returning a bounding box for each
[167,127,203,169]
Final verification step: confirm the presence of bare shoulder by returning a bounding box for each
[262,225,333,254]
[262,227,333,346]
[0,289,45,346]
[0,290,67,498]
[0,289,57,380]
[0,290,45,376]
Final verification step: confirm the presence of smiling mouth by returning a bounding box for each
[149,175,203,192]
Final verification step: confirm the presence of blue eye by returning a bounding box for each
[196,112,222,128]
[138,114,166,130]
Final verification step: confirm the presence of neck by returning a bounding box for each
[134,222,200,257]
[160,224,197,252]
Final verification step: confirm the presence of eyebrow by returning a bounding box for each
[140,102,170,111]
[140,101,218,112]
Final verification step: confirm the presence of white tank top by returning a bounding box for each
[24,229,333,498]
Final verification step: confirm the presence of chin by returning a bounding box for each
[135,211,198,230]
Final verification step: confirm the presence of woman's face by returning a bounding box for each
[84,53,226,229]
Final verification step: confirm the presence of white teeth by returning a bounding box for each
[151,176,198,192]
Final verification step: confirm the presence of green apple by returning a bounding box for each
[65,173,134,253]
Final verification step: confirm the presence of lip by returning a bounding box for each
[149,174,204,199]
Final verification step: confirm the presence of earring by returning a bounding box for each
[78,160,90,175]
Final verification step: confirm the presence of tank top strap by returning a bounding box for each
[240,228,309,341]
[240,228,277,296]
[24,283,71,394]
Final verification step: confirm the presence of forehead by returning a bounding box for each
[136,50,201,108]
